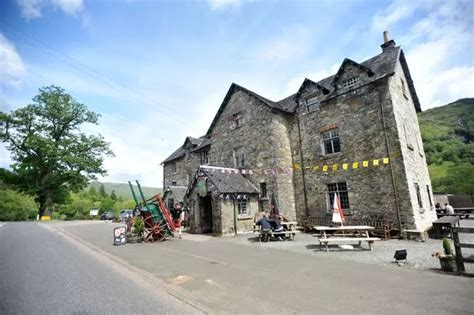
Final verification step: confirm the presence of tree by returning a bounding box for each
[110,190,117,201]
[99,183,107,198]
[0,86,113,218]
[443,164,474,199]
[0,181,38,221]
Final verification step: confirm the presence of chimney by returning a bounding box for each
[381,31,396,52]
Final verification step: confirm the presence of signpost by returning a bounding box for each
[114,226,127,246]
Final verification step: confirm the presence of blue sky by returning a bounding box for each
[1,0,473,186]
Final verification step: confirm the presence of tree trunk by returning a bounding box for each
[39,192,53,219]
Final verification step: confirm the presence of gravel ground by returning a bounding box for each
[224,219,474,274]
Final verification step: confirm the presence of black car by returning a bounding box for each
[100,211,116,221]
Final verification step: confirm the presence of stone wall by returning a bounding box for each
[388,60,437,231]
[208,89,296,220]
[163,158,187,187]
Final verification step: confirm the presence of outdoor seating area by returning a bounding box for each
[254,221,298,242]
[312,225,381,252]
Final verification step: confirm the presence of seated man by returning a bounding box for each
[255,212,272,232]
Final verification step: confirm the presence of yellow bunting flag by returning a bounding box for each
[352,162,359,169]
[383,157,390,164]
[323,165,328,172]
[373,159,379,166]
[305,166,311,170]
[332,164,338,171]
[342,163,348,170]
[363,161,369,167]
[293,163,301,171]
[313,165,320,171]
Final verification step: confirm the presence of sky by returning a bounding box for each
[1,0,473,187]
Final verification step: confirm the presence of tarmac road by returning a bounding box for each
[0,222,200,315]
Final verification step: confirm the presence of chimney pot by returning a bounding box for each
[383,31,390,43]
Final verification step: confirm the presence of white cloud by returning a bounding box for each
[208,0,243,11]
[51,0,84,16]
[254,26,313,62]
[0,34,26,87]
[16,0,43,19]
[16,0,84,19]
[373,0,474,109]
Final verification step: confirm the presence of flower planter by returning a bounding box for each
[127,234,143,243]
[438,256,457,272]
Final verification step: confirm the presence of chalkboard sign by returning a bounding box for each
[114,226,127,246]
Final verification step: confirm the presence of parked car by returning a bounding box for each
[120,209,134,220]
[100,211,116,221]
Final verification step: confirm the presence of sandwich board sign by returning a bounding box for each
[114,226,127,246]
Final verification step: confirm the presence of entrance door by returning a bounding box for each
[200,195,213,234]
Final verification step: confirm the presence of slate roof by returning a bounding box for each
[190,137,211,152]
[163,186,188,202]
[162,136,210,164]
[188,167,259,194]
[161,146,186,164]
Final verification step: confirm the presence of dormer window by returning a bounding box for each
[231,112,244,130]
[306,96,319,112]
[200,150,209,165]
[342,76,360,90]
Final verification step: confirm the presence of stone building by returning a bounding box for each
[161,33,437,236]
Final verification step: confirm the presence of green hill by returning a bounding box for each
[418,98,474,193]
[89,181,162,200]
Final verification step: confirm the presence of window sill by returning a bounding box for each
[320,152,343,160]
[238,215,253,220]
[260,197,269,201]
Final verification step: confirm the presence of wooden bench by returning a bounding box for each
[315,236,381,252]
[313,226,380,252]
[254,226,298,242]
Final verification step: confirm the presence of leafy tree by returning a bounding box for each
[443,164,474,199]
[88,186,98,197]
[0,181,38,221]
[110,190,117,201]
[100,197,115,213]
[99,183,107,198]
[0,86,113,218]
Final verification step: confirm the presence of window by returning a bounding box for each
[167,198,175,212]
[342,76,360,89]
[200,150,209,164]
[260,183,267,199]
[306,96,318,112]
[233,147,246,168]
[231,112,244,129]
[327,182,350,212]
[414,183,423,208]
[237,198,249,216]
[404,123,414,150]
[401,78,407,96]
[321,128,341,155]
[171,181,177,186]
[426,185,433,208]
[171,162,177,173]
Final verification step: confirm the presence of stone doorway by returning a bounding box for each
[199,195,213,234]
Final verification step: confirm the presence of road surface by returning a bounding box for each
[0,222,200,314]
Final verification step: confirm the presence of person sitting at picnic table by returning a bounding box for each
[445,203,455,215]
[255,212,272,232]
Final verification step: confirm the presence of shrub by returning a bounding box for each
[443,238,452,256]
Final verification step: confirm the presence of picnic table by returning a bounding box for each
[254,221,298,242]
[313,226,381,252]
[431,216,460,239]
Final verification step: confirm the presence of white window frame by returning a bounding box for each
[326,182,350,213]
[233,147,246,168]
[321,128,341,155]
[342,76,360,90]
[306,96,319,112]
[231,112,244,130]
[237,198,249,216]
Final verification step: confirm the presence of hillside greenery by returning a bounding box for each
[419,98,474,196]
